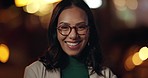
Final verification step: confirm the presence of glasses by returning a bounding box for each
[57,22,89,36]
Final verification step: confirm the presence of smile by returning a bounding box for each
[66,42,80,46]
[65,41,81,50]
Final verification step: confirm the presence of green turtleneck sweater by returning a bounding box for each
[61,57,89,78]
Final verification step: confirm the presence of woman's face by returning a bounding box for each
[57,6,89,56]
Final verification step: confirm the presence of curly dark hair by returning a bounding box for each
[39,0,103,76]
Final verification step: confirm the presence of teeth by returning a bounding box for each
[66,42,79,46]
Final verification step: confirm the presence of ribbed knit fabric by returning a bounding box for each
[61,57,89,78]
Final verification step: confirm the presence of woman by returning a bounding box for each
[24,0,117,78]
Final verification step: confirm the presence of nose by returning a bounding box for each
[68,28,78,39]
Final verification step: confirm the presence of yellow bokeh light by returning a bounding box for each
[0,44,10,63]
[22,0,59,16]
[44,0,62,4]
[132,52,143,65]
[125,55,135,71]
[15,0,33,7]
[139,47,148,61]
[24,0,40,13]
[36,1,54,16]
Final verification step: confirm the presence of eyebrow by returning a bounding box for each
[58,22,87,26]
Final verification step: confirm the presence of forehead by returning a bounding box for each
[58,6,88,24]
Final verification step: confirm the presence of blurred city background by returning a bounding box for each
[0,0,148,78]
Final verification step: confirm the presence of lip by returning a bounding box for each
[65,41,82,50]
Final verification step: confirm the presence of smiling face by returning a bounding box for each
[57,6,89,56]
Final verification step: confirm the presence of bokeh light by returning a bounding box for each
[139,47,148,61]
[126,0,138,10]
[113,0,138,27]
[35,3,54,16]
[15,0,30,7]
[0,44,10,63]
[44,0,61,3]
[24,0,40,14]
[132,52,143,65]
[113,0,126,11]
[125,55,135,71]
[15,0,61,16]
[84,0,102,9]
[113,0,138,11]
[125,46,148,71]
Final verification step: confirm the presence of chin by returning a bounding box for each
[65,51,80,56]
[67,53,79,56]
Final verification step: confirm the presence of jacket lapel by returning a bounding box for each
[88,67,104,78]
[47,69,60,78]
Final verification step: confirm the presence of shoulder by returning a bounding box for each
[25,61,45,73]
[101,67,117,78]
[89,67,117,78]
[24,61,46,78]
[26,61,44,70]
[24,61,61,78]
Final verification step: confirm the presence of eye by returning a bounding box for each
[77,25,88,30]
[59,25,69,31]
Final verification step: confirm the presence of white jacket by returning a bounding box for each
[24,61,117,78]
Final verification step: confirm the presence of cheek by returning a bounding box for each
[81,31,89,46]
[57,32,61,42]
[57,31,65,43]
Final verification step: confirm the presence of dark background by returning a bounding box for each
[0,0,148,78]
